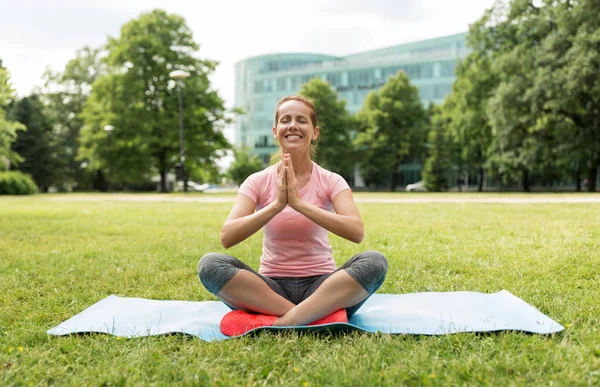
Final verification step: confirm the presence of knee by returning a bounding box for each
[366,250,388,277]
[355,250,388,277]
[197,253,227,283]
[345,250,388,294]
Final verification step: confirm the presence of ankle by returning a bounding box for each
[272,316,289,326]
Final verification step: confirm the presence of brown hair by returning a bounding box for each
[271,95,319,163]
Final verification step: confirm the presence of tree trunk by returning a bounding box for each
[159,148,167,193]
[587,161,598,192]
[478,167,485,192]
[95,170,107,192]
[159,169,167,193]
[575,164,582,192]
[391,170,398,192]
[522,169,530,192]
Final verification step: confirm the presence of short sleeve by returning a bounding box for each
[237,172,261,203]
[329,172,351,200]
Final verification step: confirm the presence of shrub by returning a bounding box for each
[0,171,38,195]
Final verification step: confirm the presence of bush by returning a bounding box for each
[0,171,38,195]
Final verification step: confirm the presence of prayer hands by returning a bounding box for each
[276,153,301,211]
[283,153,301,209]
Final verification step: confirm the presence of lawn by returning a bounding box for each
[1,194,599,385]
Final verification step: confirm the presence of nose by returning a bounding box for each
[288,120,299,130]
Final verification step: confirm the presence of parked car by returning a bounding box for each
[177,181,211,192]
[406,181,426,192]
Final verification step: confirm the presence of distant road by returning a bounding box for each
[45,194,600,204]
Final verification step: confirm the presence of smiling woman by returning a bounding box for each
[197,95,388,336]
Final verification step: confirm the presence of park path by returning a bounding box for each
[46,194,600,204]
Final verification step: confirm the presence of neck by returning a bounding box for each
[285,150,312,176]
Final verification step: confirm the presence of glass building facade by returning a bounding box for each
[234,32,468,182]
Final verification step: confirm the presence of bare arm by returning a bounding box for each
[283,156,364,244]
[221,165,287,248]
[293,189,364,243]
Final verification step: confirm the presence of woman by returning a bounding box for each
[198,96,388,336]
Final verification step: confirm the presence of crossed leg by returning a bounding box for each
[198,251,388,326]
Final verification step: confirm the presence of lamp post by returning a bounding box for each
[104,125,114,192]
[169,69,190,192]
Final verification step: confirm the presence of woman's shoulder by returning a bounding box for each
[246,164,276,182]
[313,162,344,182]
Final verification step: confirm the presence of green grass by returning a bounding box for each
[1,195,599,385]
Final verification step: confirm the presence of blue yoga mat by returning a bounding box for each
[47,290,563,341]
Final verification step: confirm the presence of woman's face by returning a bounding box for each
[272,100,319,154]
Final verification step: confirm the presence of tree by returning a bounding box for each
[228,147,263,185]
[41,46,106,191]
[8,95,56,191]
[0,62,25,171]
[298,78,355,183]
[423,107,454,192]
[443,46,498,191]
[354,71,428,191]
[80,9,231,193]
[475,0,600,191]
[537,0,600,191]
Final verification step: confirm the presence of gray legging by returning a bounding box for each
[197,250,388,318]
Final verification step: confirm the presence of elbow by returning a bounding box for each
[220,230,232,249]
[353,233,364,244]
[353,226,365,244]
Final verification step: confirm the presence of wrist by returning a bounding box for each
[268,201,286,214]
[292,199,308,214]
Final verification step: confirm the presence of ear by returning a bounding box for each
[272,125,277,138]
[312,126,320,141]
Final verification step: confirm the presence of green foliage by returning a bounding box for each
[423,108,453,192]
[40,46,106,191]
[0,171,37,195]
[8,95,56,191]
[298,78,355,181]
[443,46,497,191]
[79,9,231,192]
[0,64,25,171]
[228,146,263,185]
[464,0,600,191]
[1,195,599,384]
[354,72,428,190]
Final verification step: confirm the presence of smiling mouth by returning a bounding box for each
[285,134,303,139]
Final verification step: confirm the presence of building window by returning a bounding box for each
[440,61,456,77]
[326,72,342,86]
[264,79,272,92]
[254,80,264,93]
[349,70,373,85]
[277,78,287,92]
[434,83,452,99]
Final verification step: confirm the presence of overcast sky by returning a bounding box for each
[1,0,496,109]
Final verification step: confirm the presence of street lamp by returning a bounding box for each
[104,125,114,192]
[169,69,190,192]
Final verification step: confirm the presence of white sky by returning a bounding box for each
[0,0,495,155]
[1,0,496,102]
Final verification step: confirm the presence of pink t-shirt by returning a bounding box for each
[237,161,350,277]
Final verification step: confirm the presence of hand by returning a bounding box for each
[283,153,302,210]
[275,160,287,211]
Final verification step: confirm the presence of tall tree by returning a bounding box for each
[298,78,355,183]
[423,106,454,192]
[80,9,231,192]
[354,71,428,191]
[8,95,56,191]
[479,0,600,191]
[0,62,25,171]
[41,46,106,190]
[444,46,498,191]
